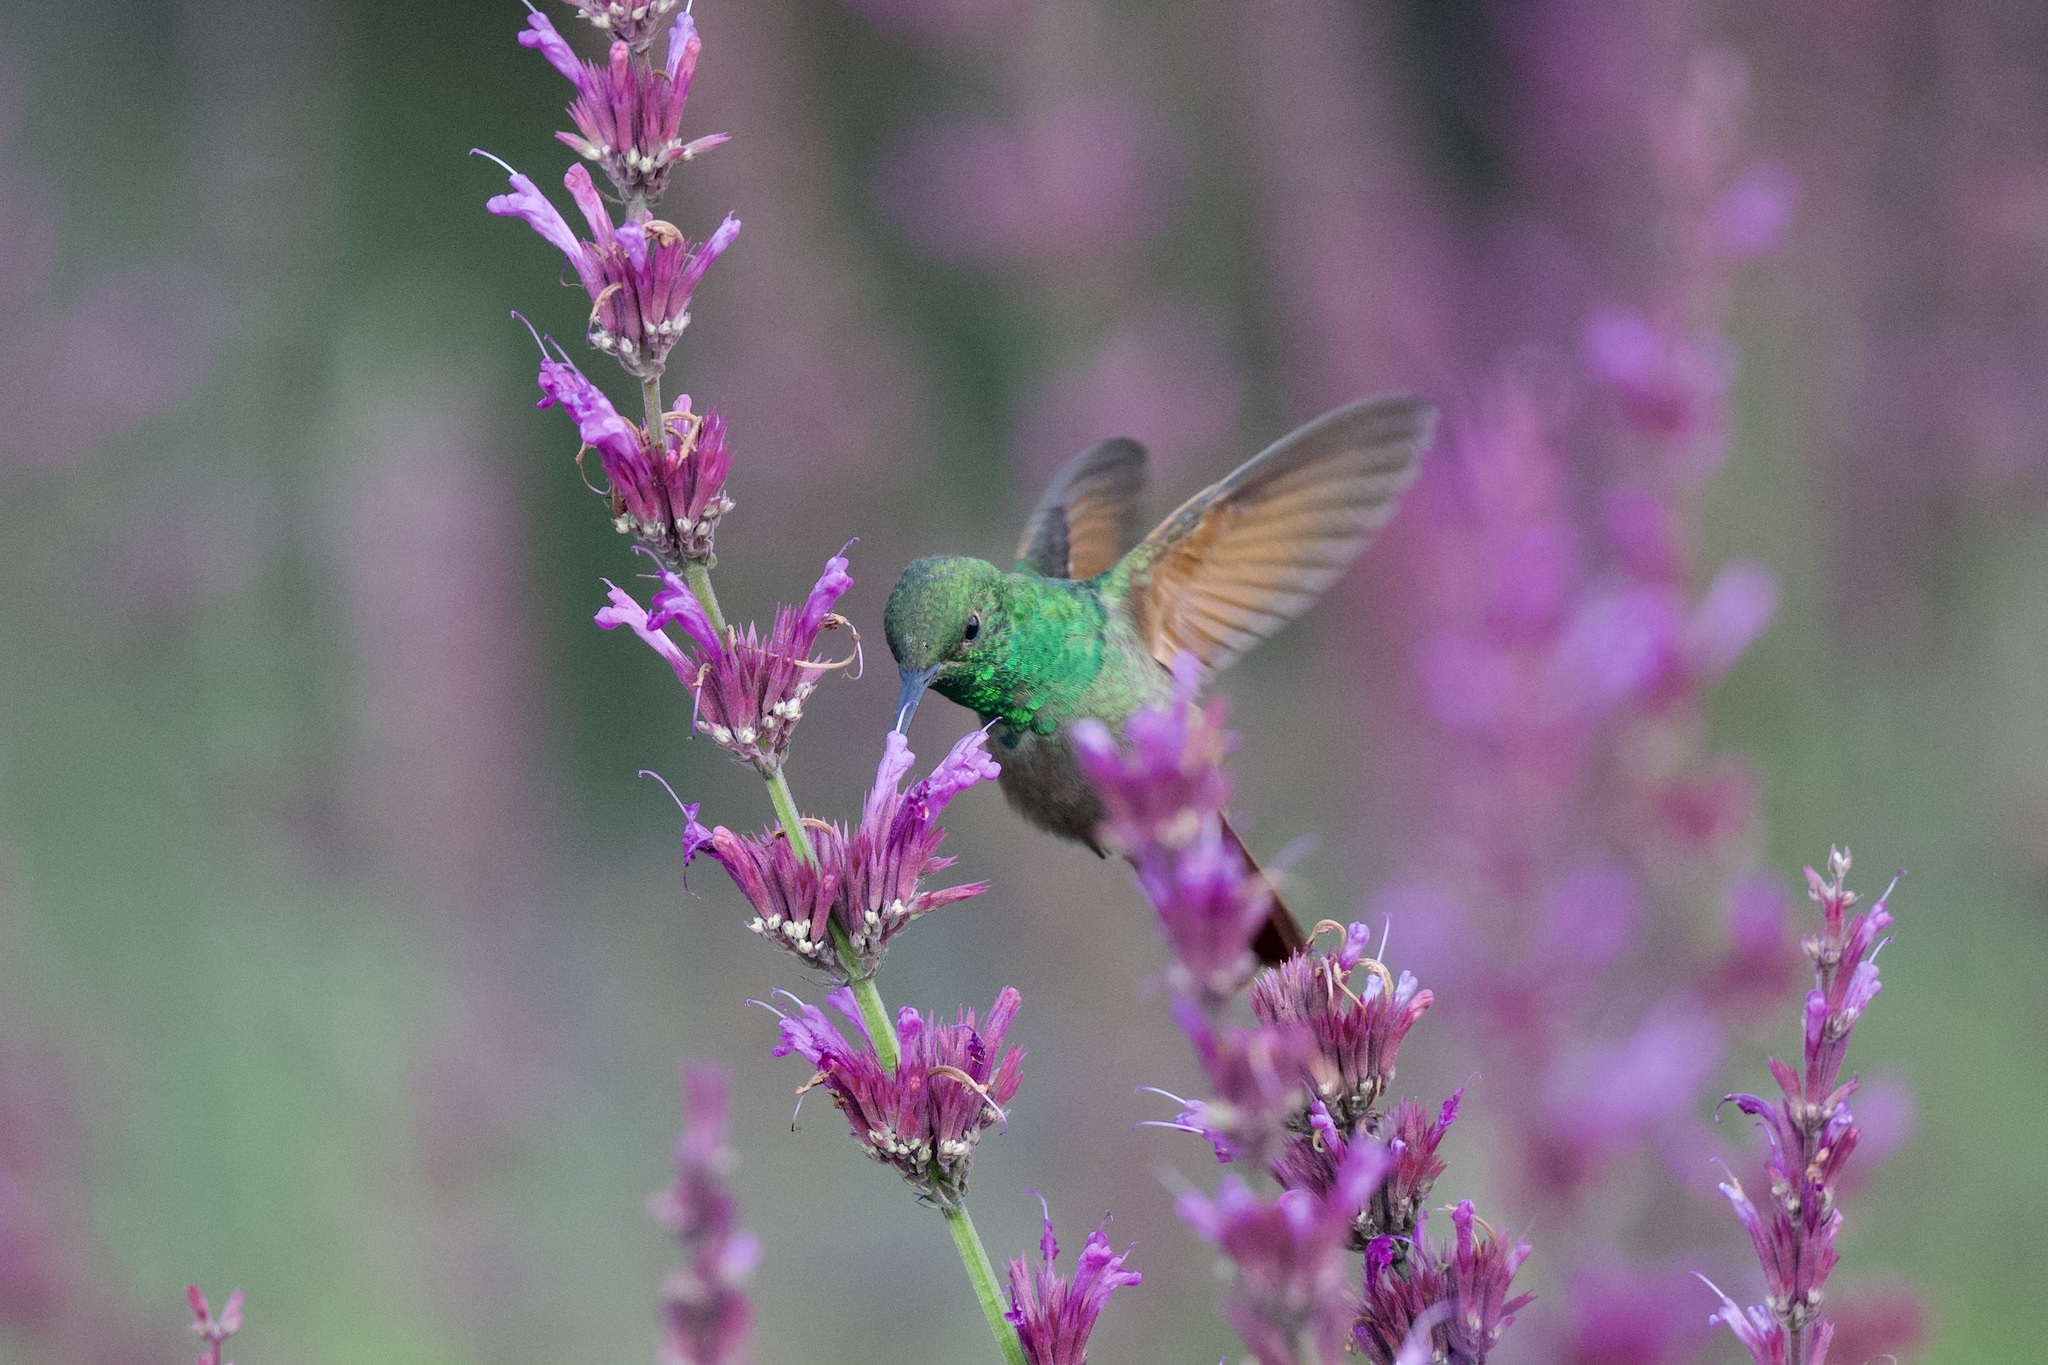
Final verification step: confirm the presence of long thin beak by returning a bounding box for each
[894,665,939,734]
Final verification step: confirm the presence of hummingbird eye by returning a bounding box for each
[962,612,981,644]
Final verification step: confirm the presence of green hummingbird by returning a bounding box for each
[883,395,1435,962]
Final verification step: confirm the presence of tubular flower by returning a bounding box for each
[1248,933,1434,1132]
[1132,823,1273,1011]
[682,807,839,970]
[831,728,1000,975]
[680,729,998,976]
[1071,652,1233,856]
[765,988,1024,1207]
[1151,1003,1318,1164]
[1178,1140,1391,1365]
[519,8,729,202]
[596,546,856,774]
[650,1065,760,1365]
[1004,1196,1143,1365]
[491,159,738,377]
[536,349,732,563]
[1269,1090,1457,1251]
[1354,1202,1534,1365]
[1708,849,1897,1364]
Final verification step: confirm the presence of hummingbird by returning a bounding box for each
[883,395,1435,963]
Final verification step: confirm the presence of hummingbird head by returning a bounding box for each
[884,555,1005,732]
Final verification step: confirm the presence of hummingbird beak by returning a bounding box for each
[894,665,939,734]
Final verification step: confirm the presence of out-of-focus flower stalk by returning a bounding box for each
[650,1065,759,1365]
[1703,849,1897,1365]
[1083,663,1529,1364]
[186,1286,243,1365]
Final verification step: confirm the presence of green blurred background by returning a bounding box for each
[0,1,2043,1362]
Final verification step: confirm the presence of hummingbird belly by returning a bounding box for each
[993,724,1109,854]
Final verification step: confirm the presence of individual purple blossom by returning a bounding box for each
[535,347,733,562]
[1178,1139,1390,1365]
[831,728,1000,973]
[1131,825,1272,1012]
[1269,1091,1458,1252]
[1003,1195,1142,1365]
[1248,934,1434,1132]
[186,1286,243,1365]
[649,1064,759,1365]
[1071,653,1233,857]
[1705,849,1897,1365]
[596,546,855,774]
[519,7,729,203]
[765,987,1024,1207]
[1354,1202,1534,1365]
[1150,1005,1318,1165]
[488,158,739,377]
[681,728,999,976]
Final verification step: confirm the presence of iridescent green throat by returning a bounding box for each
[932,574,1108,734]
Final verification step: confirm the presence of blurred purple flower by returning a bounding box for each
[185,1286,242,1365]
[1154,1006,1317,1165]
[1179,1140,1390,1365]
[765,987,1023,1207]
[1355,1203,1534,1365]
[1130,827,1272,1012]
[536,348,734,562]
[649,1064,759,1365]
[1072,654,1234,858]
[1536,867,1641,969]
[1003,1195,1141,1365]
[1582,310,1736,445]
[555,0,686,49]
[1707,849,1897,1365]
[596,545,855,774]
[682,728,998,976]
[876,99,1170,266]
[1544,999,1723,1158]
[489,160,739,377]
[518,8,728,203]
[1705,161,1800,260]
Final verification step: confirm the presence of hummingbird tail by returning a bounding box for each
[1220,815,1308,966]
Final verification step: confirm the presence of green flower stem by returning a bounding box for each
[944,1205,1028,1365]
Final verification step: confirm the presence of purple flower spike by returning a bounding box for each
[1249,941,1434,1131]
[519,8,729,203]
[536,350,735,564]
[1004,1195,1142,1365]
[1179,1140,1391,1365]
[1159,1006,1318,1164]
[186,1286,244,1365]
[490,158,738,378]
[766,988,1024,1207]
[1354,1202,1534,1365]
[597,548,856,774]
[650,1064,759,1365]
[1709,849,1897,1364]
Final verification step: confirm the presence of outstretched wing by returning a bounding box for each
[1014,437,1149,580]
[1118,395,1433,676]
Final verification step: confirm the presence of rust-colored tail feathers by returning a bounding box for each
[1221,815,1307,965]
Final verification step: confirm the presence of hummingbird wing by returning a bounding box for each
[1117,395,1433,676]
[1014,437,1149,580]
